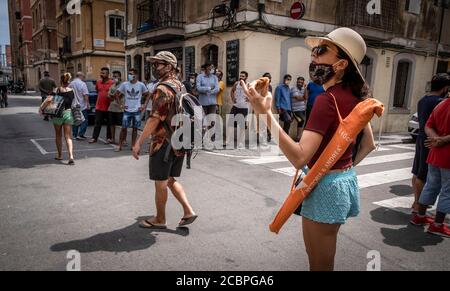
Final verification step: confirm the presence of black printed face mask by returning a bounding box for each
[309,63,336,85]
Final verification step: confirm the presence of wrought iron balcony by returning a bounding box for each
[337,0,399,33]
[137,0,185,42]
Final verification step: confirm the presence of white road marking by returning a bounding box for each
[98,138,117,149]
[30,139,48,155]
[374,146,392,152]
[31,137,116,155]
[242,150,412,166]
[46,148,115,154]
[358,152,415,166]
[373,196,438,216]
[241,156,288,165]
[357,168,412,189]
[389,144,416,151]
[272,167,413,190]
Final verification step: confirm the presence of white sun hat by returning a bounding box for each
[306,27,367,82]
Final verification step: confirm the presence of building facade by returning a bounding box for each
[57,0,126,80]
[125,0,450,133]
[6,45,13,68]
[8,0,37,90]
[31,0,59,83]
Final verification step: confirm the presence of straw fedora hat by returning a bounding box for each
[306,27,367,82]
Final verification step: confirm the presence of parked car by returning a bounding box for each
[408,113,419,142]
[85,80,98,124]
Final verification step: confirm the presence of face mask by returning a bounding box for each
[309,62,338,85]
[152,65,170,80]
[128,74,134,82]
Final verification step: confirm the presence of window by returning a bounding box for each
[134,54,142,81]
[361,56,374,86]
[437,61,449,74]
[393,60,412,109]
[109,15,124,38]
[201,44,219,69]
[76,14,81,40]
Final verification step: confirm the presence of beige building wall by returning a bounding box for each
[57,0,125,81]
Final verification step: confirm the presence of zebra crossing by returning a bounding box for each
[239,144,417,190]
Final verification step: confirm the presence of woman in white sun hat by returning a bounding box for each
[242,27,377,271]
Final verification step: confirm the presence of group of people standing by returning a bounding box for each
[274,74,325,142]
[38,67,156,164]
[410,73,450,238]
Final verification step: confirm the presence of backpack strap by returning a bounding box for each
[155,82,182,161]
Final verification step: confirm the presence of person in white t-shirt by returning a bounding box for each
[69,72,90,140]
[113,68,150,152]
[226,71,250,149]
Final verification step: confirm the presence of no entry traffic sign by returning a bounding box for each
[290,1,306,20]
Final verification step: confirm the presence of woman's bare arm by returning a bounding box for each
[266,111,323,170]
[353,123,376,166]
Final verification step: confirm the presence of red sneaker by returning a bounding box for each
[427,223,450,238]
[410,214,434,226]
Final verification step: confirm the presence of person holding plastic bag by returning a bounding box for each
[40,73,76,165]
[242,28,378,271]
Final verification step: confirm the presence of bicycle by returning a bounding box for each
[222,6,237,30]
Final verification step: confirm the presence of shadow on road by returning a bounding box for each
[50,217,189,254]
[370,208,444,252]
[389,184,413,196]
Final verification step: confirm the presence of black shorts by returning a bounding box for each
[412,136,429,181]
[109,111,123,127]
[293,111,306,127]
[229,106,248,127]
[149,142,185,181]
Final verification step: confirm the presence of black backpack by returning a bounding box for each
[157,82,204,155]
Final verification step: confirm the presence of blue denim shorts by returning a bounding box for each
[419,165,450,214]
[122,111,142,129]
[301,168,360,225]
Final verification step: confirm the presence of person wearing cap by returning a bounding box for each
[410,74,449,216]
[242,28,376,271]
[132,51,198,229]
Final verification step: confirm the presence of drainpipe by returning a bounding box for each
[125,0,128,77]
[433,3,445,74]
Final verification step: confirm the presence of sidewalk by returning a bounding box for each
[377,133,414,145]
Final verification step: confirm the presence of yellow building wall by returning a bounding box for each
[370,49,436,133]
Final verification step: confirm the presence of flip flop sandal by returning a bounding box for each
[139,219,167,230]
[179,215,198,227]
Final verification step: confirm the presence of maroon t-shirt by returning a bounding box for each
[305,83,361,170]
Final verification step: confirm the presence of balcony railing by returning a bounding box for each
[137,0,185,33]
[337,0,399,33]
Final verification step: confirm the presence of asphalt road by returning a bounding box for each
[0,95,449,271]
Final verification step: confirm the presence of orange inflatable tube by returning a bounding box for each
[269,94,384,234]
